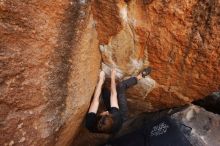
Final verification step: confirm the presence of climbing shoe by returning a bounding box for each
[141,67,152,78]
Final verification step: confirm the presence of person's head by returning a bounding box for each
[96,111,114,133]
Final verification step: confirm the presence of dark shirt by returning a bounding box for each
[85,107,122,133]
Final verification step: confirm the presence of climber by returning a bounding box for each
[85,67,152,133]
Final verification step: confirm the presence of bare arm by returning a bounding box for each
[110,69,119,108]
[88,71,105,113]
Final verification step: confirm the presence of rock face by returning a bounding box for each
[0,1,100,146]
[1,0,220,146]
[93,0,220,112]
[172,105,220,146]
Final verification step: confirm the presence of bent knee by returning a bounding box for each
[117,82,125,89]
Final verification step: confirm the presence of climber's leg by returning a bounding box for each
[117,67,152,122]
[117,77,138,122]
[101,76,140,112]
[117,66,151,91]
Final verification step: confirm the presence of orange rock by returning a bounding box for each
[91,0,123,44]
[96,0,220,113]
[0,1,100,146]
[1,0,220,145]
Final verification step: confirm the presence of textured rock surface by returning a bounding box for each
[94,0,220,112]
[0,0,100,146]
[1,0,220,146]
[172,105,220,146]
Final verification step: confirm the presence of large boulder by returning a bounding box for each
[0,1,100,146]
[172,105,220,146]
[93,0,220,112]
[1,0,220,145]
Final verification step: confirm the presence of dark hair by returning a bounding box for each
[96,114,114,133]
